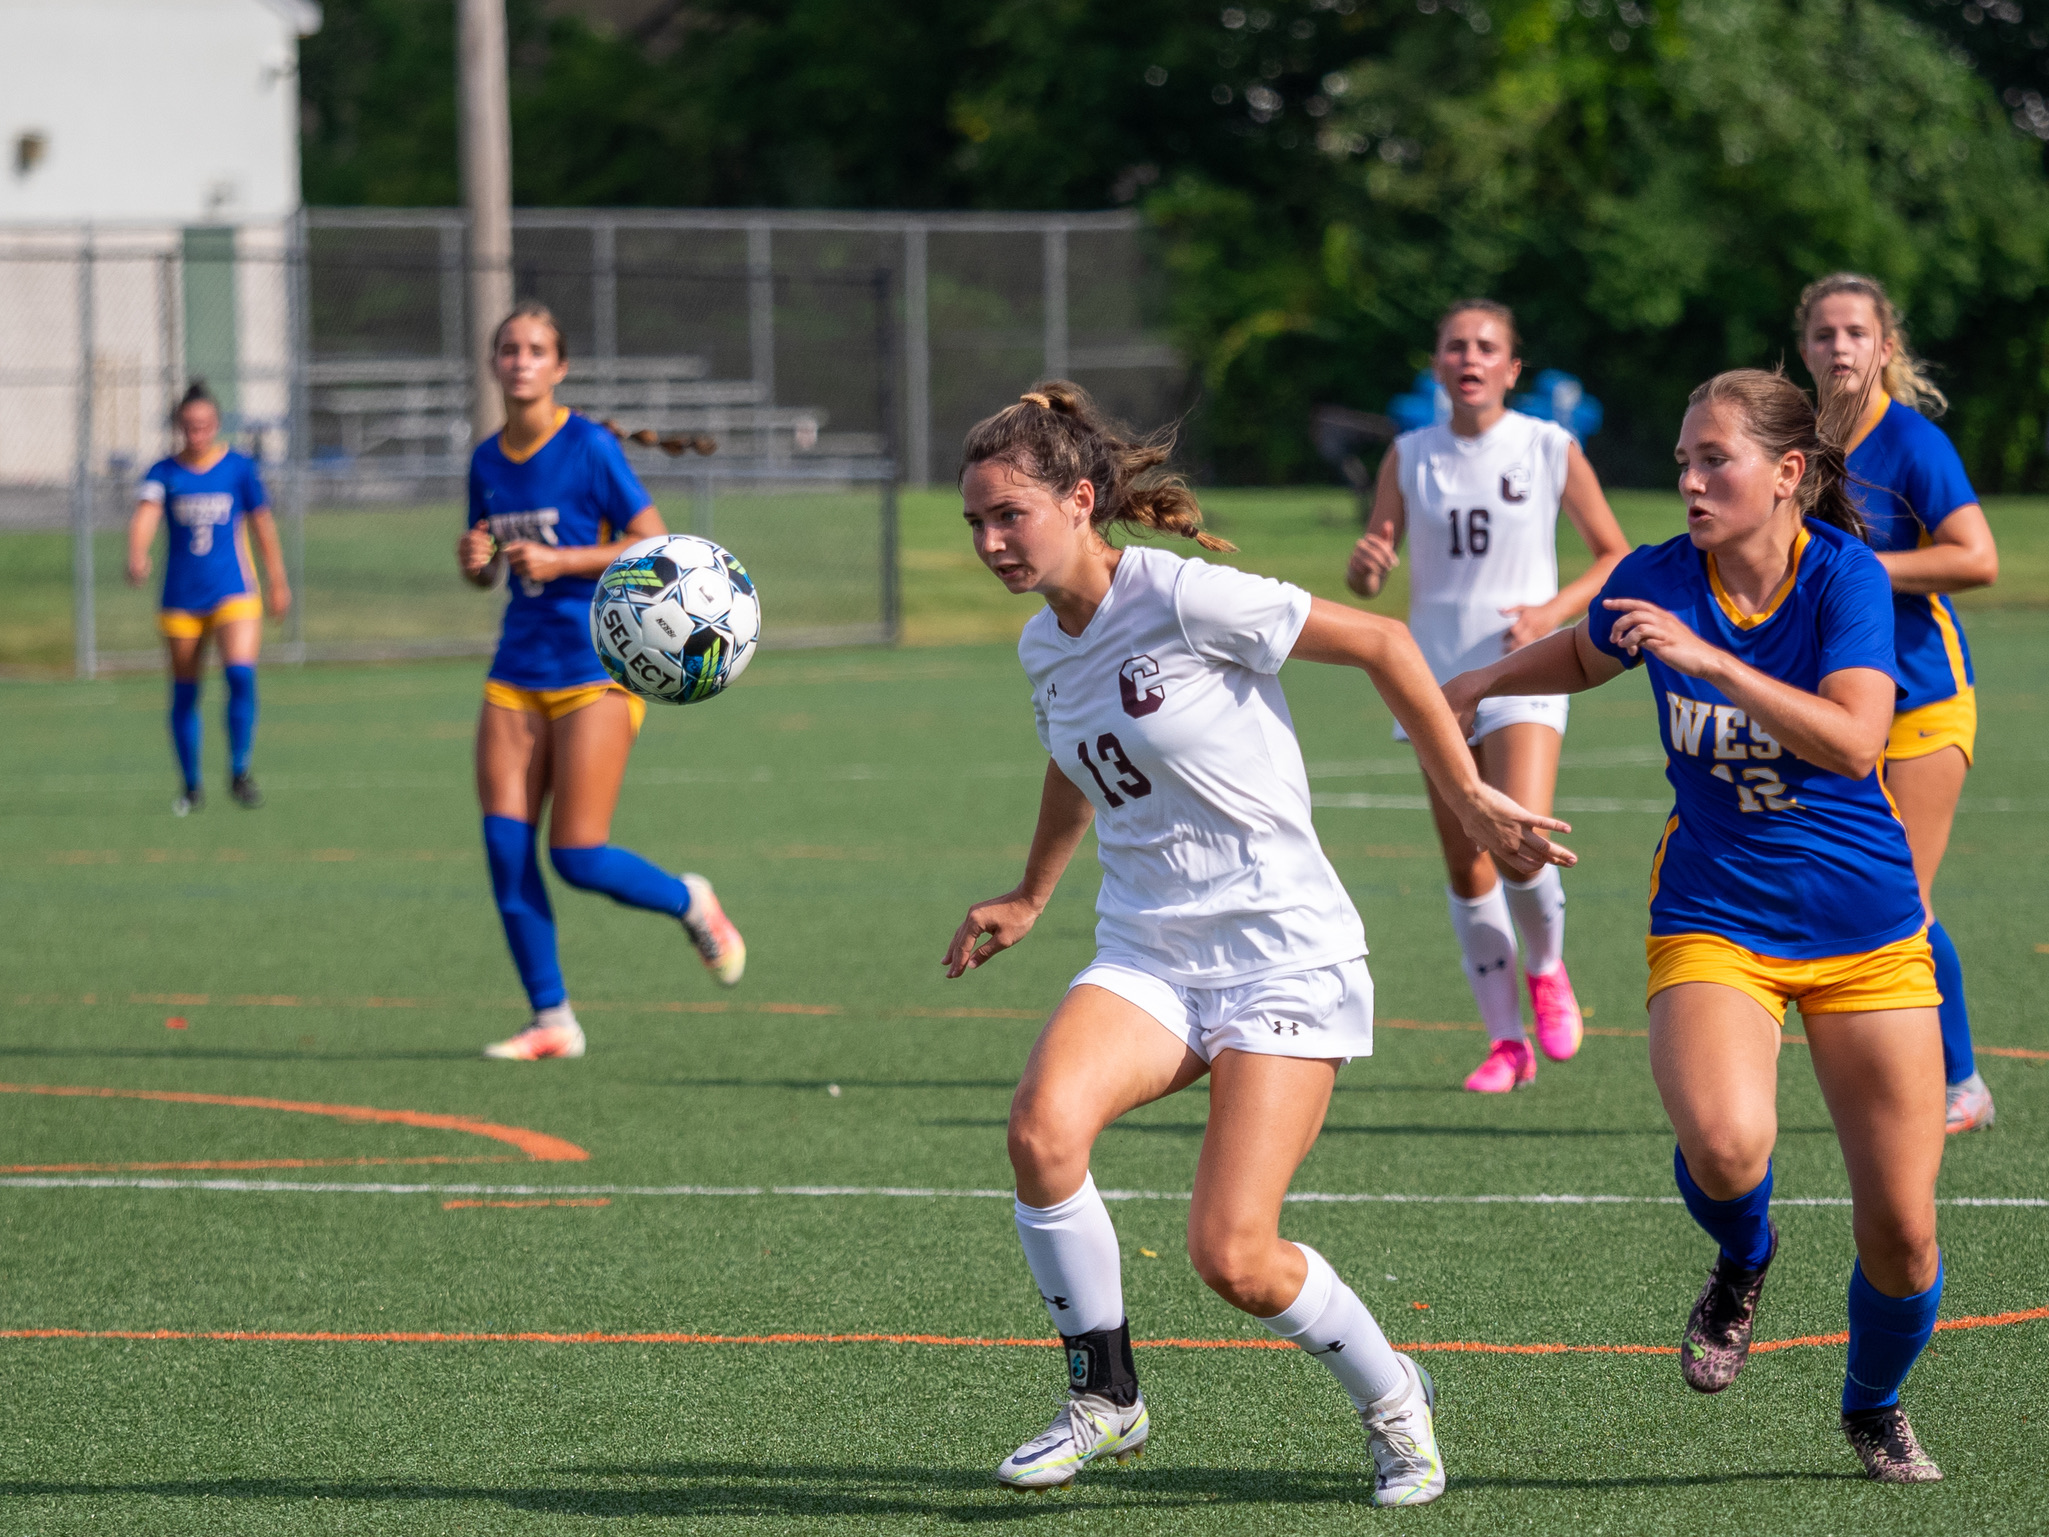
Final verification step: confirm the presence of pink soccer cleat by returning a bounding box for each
[680,873,746,987]
[483,1008,586,1061]
[1527,965,1583,1062]
[1464,1039,1536,1093]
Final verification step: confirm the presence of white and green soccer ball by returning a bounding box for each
[590,534,760,704]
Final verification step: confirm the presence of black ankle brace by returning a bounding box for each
[1061,1320,1139,1407]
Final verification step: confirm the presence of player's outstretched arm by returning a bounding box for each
[1292,599,1574,877]
[1443,623,1622,734]
[944,761,1095,978]
[499,506,669,587]
[1601,598,1894,778]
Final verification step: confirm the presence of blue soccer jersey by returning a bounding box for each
[469,411,652,690]
[139,450,268,614]
[1848,399,1977,712]
[1587,521,1924,960]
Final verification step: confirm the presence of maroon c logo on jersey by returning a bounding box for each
[1119,654,1166,717]
[1500,465,1531,504]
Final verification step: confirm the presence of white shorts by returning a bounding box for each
[1070,955,1375,1065]
[1394,692,1569,747]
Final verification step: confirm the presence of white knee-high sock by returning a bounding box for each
[1503,865,1567,978]
[1447,884,1524,1044]
[1259,1243,1405,1410]
[1014,1172,1124,1336]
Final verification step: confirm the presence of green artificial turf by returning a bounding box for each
[1,516,2046,1532]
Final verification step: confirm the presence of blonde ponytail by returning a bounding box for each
[959,380,1236,553]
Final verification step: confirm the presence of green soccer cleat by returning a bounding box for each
[994,1393,1149,1490]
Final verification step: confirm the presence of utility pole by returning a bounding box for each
[459,0,513,442]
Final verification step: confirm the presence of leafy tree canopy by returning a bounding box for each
[300,0,2049,487]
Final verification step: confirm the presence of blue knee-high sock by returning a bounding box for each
[549,844,691,917]
[1674,1148,1775,1270]
[170,679,202,790]
[1844,1257,1943,1413]
[1927,920,1975,1086]
[223,664,257,778]
[483,816,565,1010]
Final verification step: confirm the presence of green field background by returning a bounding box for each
[0,487,2045,1532]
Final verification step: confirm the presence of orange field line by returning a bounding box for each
[0,1156,523,1174]
[0,1082,588,1163]
[5,1307,2043,1353]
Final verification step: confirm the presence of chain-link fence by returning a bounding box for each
[0,208,1183,676]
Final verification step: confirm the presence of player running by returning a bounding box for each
[1796,273,2001,1134]
[127,382,291,815]
[457,303,744,1061]
[1346,301,1628,1092]
[946,382,1573,1504]
[1445,368,1948,1482]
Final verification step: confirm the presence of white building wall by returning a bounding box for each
[0,0,319,226]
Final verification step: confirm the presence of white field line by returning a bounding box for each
[0,1176,2042,1208]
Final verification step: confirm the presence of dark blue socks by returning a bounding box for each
[1674,1147,1775,1270]
[224,665,257,778]
[1927,920,1975,1086]
[169,679,202,791]
[1844,1257,1943,1412]
[482,816,565,1010]
[549,844,691,917]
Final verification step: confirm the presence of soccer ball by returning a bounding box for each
[590,534,760,704]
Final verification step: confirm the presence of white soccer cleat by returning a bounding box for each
[680,872,746,987]
[483,1006,586,1061]
[994,1392,1149,1490]
[1362,1353,1446,1507]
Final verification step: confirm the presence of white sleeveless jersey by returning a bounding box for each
[1393,412,1575,682]
[1019,546,1367,986]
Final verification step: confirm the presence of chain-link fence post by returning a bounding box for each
[1042,225,1068,380]
[903,223,930,487]
[874,267,901,643]
[71,232,97,681]
[285,207,311,656]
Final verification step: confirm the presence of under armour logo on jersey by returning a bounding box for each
[1269,1019,1302,1036]
[1119,654,1166,718]
[1041,1291,1071,1311]
[1500,465,1531,503]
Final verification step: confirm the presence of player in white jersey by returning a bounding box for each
[946,382,1574,1504]
[1347,301,1629,1092]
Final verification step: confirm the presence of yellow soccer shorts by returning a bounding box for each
[483,679,647,735]
[1645,930,1940,1020]
[1887,688,1975,766]
[159,594,263,639]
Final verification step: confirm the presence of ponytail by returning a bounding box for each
[1794,272,1948,418]
[958,380,1234,553]
[1687,367,1867,539]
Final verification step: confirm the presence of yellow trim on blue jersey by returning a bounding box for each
[1646,814,1679,904]
[1887,687,1976,765]
[1706,526,1810,630]
[159,595,262,639]
[1645,929,1939,1019]
[1843,391,1892,456]
[1923,593,1971,700]
[498,406,571,465]
[483,678,646,734]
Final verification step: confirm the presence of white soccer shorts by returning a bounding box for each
[1069,955,1375,1065]
[1393,692,1569,747]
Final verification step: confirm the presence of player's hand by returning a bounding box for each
[944,891,1042,978]
[1441,673,1484,739]
[1450,781,1576,879]
[458,525,497,577]
[1500,604,1558,653]
[503,540,566,585]
[1602,598,1724,678]
[125,553,150,588]
[265,581,292,619]
[1346,530,1400,598]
